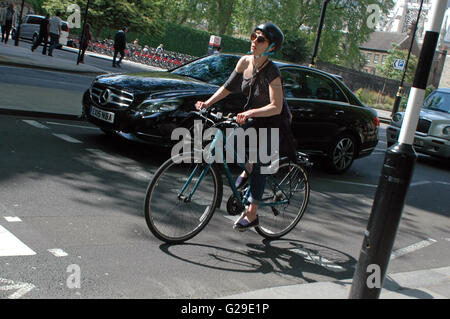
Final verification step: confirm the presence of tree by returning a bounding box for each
[232,0,395,68]
[376,45,418,84]
[281,31,311,63]
[42,0,166,38]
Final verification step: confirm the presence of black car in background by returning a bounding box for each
[82,54,379,173]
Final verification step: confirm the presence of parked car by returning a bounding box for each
[387,88,450,159]
[11,14,69,46]
[82,54,379,173]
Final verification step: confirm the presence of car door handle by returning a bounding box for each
[335,110,344,115]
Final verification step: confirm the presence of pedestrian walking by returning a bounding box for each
[77,23,92,63]
[31,14,50,54]
[1,3,17,44]
[112,26,127,67]
[47,11,63,56]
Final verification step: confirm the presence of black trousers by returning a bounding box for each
[78,46,88,63]
[1,21,13,43]
[31,32,49,54]
[113,49,125,65]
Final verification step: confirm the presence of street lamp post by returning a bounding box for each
[349,0,448,299]
[310,0,329,68]
[14,0,25,46]
[391,0,425,118]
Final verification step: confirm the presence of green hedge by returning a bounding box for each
[98,23,282,58]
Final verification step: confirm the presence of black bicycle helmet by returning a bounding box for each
[253,22,284,52]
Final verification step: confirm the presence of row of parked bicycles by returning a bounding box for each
[70,38,196,70]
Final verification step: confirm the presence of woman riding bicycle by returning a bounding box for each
[195,22,296,232]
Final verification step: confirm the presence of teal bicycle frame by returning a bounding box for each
[179,125,291,208]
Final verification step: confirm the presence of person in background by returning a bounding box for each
[1,3,17,44]
[31,13,50,54]
[77,23,92,63]
[155,43,163,54]
[113,26,127,68]
[47,11,63,56]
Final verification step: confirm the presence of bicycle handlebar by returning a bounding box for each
[192,108,253,128]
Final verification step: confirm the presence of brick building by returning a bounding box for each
[359,31,420,76]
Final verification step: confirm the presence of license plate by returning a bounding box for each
[90,106,115,123]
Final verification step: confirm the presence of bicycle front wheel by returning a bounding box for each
[255,161,310,239]
[144,153,221,244]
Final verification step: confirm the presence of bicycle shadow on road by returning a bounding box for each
[158,239,356,285]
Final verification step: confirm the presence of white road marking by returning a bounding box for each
[436,181,450,186]
[22,120,49,129]
[0,225,36,257]
[390,238,437,260]
[46,121,99,130]
[317,178,377,188]
[0,278,35,299]
[47,248,68,257]
[4,216,22,222]
[52,134,83,143]
[410,181,432,187]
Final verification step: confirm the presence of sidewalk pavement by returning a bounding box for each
[0,41,162,75]
[222,266,450,299]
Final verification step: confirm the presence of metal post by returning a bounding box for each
[391,0,425,118]
[77,0,91,65]
[309,0,329,68]
[14,0,25,46]
[349,0,448,299]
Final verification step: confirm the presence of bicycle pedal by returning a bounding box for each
[271,207,280,216]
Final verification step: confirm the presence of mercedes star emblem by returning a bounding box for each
[99,89,112,105]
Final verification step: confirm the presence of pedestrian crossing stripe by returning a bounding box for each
[0,225,36,257]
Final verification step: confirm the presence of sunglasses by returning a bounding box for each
[250,32,267,43]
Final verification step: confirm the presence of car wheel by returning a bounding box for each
[326,133,356,174]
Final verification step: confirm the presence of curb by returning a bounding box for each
[221,266,450,299]
[0,59,106,75]
[0,108,84,121]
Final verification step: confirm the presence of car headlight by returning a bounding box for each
[443,126,450,135]
[138,98,182,114]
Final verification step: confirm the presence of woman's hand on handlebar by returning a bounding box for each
[195,101,209,110]
[236,110,254,125]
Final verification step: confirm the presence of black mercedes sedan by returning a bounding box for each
[82,54,379,173]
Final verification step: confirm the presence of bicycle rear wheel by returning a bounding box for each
[255,161,310,239]
[144,153,221,244]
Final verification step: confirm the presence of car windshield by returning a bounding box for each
[171,54,239,86]
[423,91,450,114]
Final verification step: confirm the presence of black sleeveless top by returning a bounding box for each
[223,60,297,161]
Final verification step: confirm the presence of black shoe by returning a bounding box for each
[233,215,259,232]
[112,64,117,67]
[48,53,53,56]
[116,62,121,68]
[31,47,34,52]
